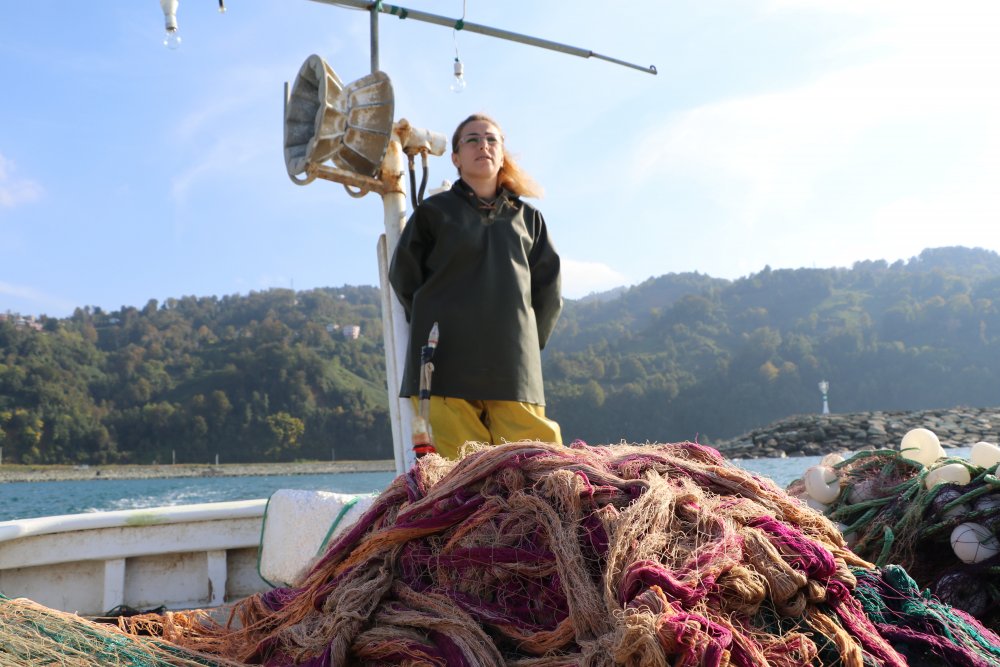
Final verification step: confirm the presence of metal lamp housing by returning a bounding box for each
[284,54,395,180]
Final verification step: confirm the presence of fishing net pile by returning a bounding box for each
[119,441,1000,666]
[788,447,1000,632]
[0,593,232,667]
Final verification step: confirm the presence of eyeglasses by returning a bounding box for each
[459,134,501,148]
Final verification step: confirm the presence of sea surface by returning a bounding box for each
[0,448,973,522]
[0,472,394,522]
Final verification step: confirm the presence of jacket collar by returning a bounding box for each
[452,179,518,213]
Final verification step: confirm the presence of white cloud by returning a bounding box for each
[0,153,43,209]
[869,181,1000,253]
[169,130,266,210]
[0,281,76,316]
[167,62,290,208]
[628,2,1000,240]
[254,274,293,290]
[560,258,630,299]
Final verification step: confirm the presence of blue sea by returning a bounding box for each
[0,472,394,522]
[0,449,972,522]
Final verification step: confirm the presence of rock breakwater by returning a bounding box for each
[0,460,395,484]
[713,405,1000,459]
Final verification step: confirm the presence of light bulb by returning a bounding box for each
[218,0,226,13]
[163,28,182,50]
[161,0,181,48]
[450,58,466,93]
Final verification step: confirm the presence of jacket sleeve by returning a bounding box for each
[528,210,562,349]
[388,208,428,322]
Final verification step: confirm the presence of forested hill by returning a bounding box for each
[4,246,1000,465]
[0,287,391,464]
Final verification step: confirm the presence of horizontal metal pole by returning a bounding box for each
[307,0,657,75]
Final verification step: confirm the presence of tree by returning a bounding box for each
[265,412,306,461]
[581,380,606,409]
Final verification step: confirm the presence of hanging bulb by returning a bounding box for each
[163,28,182,49]
[450,58,467,93]
[161,0,181,49]
[218,0,226,13]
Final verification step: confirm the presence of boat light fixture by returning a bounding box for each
[161,0,181,49]
[283,54,396,184]
[449,58,466,93]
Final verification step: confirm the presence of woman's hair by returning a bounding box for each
[451,113,543,198]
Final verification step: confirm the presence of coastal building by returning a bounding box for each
[0,313,43,331]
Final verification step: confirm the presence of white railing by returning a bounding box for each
[0,500,270,615]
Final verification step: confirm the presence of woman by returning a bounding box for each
[389,113,563,460]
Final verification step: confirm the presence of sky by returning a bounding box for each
[2,1,1000,318]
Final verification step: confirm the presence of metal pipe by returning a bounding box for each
[308,164,384,194]
[308,0,657,75]
[369,3,379,73]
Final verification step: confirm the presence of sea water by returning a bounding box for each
[0,448,973,522]
[0,472,394,522]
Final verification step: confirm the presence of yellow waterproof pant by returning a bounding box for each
[411,396,562,460]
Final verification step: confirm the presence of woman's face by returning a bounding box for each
[451,120,503,184]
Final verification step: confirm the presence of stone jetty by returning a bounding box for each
[0,459,395,484]
[713,406,1000,459]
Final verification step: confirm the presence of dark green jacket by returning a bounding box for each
[389,180,562,404]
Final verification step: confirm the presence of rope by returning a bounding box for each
[452,0,466,62]
[254,495,277,588]
[315,495,365,556]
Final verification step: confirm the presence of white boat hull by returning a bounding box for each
[0,500,271,616]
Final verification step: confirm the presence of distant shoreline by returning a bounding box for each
[0,460,396,484]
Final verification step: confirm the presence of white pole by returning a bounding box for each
[378,137,416,475]
[378,238,406,475]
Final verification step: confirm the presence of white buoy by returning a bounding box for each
[836,522,858,548]
[925,462,972,490]
[970,441,1000,470]
[943,503,969,519]
[932,488,969,519]
[805,496,830,513]
[795,493,829,513]
[821,452,845,467]
[900,428,943,467]
[847,478,879,504]
[950,522,1000,564]
[804,465,840,504]
[973,494,1000,514]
